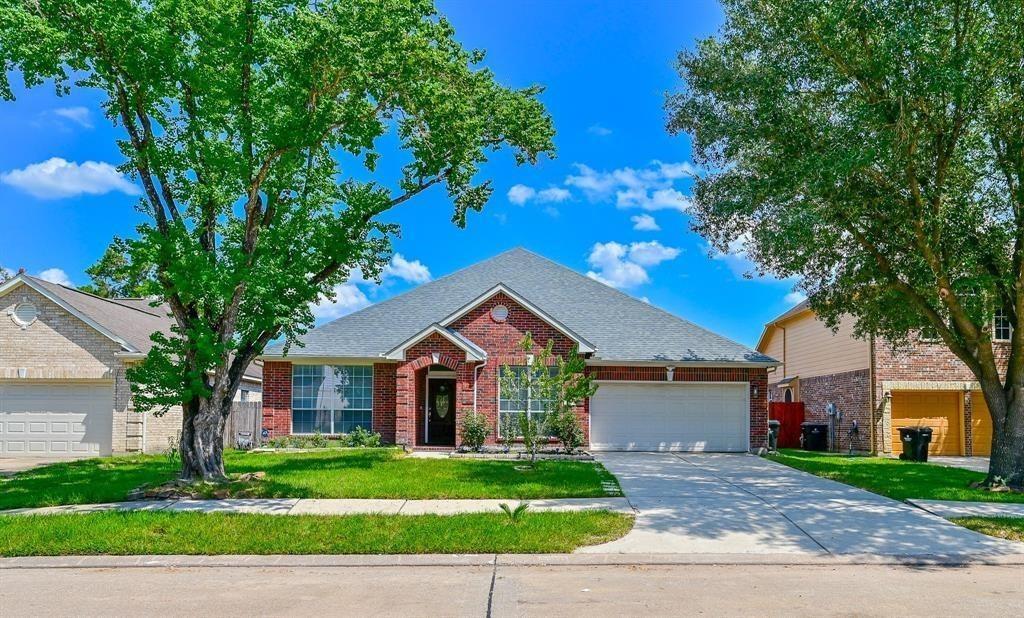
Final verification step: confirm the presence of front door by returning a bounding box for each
[427,378,456,445]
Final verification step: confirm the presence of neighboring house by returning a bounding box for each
[260,248,777,452]
[756,301,999,457]
[0,274,262,458]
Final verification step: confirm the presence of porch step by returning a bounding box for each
[411,446,455,453]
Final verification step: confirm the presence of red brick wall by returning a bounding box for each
[587,365,770,450]
[373,362,397,443]
[793,369,872,452]
[261,361,292,438]
[394,333,472,446]
[450,292,579,445]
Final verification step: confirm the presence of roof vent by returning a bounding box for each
[11,301,38,328]
[490,304,509,323]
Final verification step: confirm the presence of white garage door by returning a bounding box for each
[590,383,749,452]
[0,383,114,457]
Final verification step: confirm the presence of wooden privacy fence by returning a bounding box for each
[769,402,805,448]
[224,401,263,448]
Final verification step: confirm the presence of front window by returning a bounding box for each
[498,366,555,435]
[994,307,1012,341]
[291,365,373,434]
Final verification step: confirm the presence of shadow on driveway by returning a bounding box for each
[582,452,1024,557]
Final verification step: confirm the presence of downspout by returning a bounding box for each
[869,334,877,454]
[473,358,488,416]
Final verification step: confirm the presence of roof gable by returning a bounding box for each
[439,283,595,353]
[266,248,777,365]
[383,324,487,361]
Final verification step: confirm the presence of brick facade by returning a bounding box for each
[261,361,292,438]
[261,291,770,451]
[1,283,188,455]
[872,337,1008,454]
[787,369,872,452]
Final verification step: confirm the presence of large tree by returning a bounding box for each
[0,0,554,480]
[669,0,1024,488]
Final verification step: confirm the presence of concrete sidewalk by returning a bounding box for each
[908,499,1024,519]
[0,497,633,517]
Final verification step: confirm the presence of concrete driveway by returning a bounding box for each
[0,457,81,477]
[930,456,991,473]
[585,452,1024,558]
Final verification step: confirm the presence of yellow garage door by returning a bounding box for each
[971,392,993,457]
[891,391,962,456]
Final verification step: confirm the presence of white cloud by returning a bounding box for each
[585,240,681,289]
[507,184,536,206]
[587,124,612,136]
[631,214,660,231]
[0,158,140,199]
[38,267,72,287]
[508,184,570,207]
[383,254,432,284]
[564,161,697,213]
[53,107,93,128]
[626,241,681,267]
[313,283,371,320]
[537,187,570,203]
[784,291,807,305]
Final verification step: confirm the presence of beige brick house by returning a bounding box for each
[756,301,998,457]
[0,273,261,457]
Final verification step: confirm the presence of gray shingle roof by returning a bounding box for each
[16,276,262,381]
[267,248,776,365]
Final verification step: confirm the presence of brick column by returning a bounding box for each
[261,361,292,438]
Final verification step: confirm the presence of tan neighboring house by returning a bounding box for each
[0,273,262,458]
[757,301,999,457]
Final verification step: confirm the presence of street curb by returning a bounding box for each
[4,552,1024,569]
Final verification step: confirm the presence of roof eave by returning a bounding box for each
[382,324,488,362]
[2,275,140,353]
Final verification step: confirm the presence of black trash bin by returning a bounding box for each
[898,427,933,462]
[768,420,781,451]
[800,422,829,451]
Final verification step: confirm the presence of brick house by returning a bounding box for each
[0,273,262,457]
[756,301,999,457]
[260,248,777,452]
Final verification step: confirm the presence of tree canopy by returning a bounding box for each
[670,0,1024,486]
[0,0,555,479]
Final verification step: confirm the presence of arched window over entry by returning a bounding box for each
[784,388,794,403]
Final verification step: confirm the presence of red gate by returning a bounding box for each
[769,402,805,448]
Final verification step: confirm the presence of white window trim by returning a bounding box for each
[290,364,374,435]
[496,365,555,437]
[993,307,1013,342]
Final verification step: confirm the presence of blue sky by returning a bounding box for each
[0,0,803,348]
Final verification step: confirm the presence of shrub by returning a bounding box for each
[459,411,491,451]
[309,430,329,449]
[548,408,585,453]
[343,425,382,447]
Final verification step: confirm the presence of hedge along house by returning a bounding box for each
[0,273,262,458]
[259,248,777,452]
[756,301,1003,457]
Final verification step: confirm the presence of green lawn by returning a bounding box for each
[0,448,622,510]
[0,510,633,556]
[768,449,1024,503]
[951,517,1024,543]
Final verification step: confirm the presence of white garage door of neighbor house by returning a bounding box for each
[590,383,749,452]
[0,383,114,457]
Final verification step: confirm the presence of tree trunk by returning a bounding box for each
[985,394,1024,490]
[180,397,230,481]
